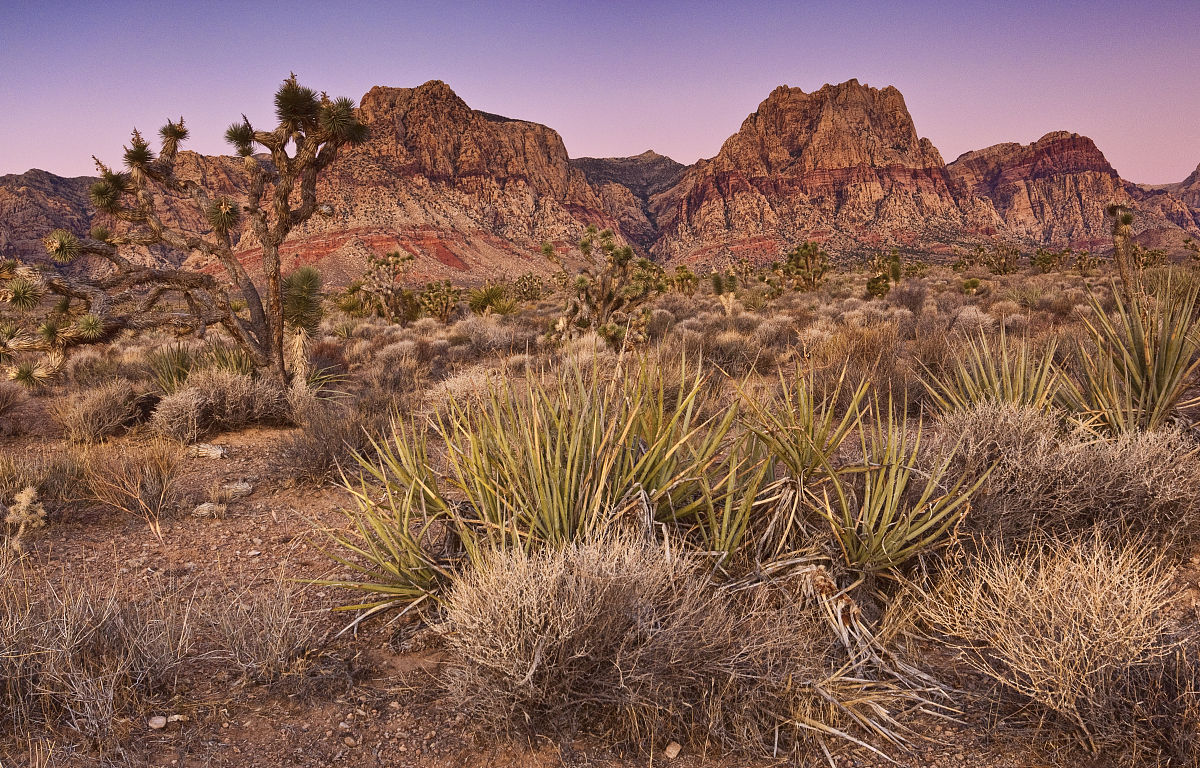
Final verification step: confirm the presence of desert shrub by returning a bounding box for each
[0,554,193,747]
[918,536,1177,754]
[442,535,928,757]
[150,369,290,442]
[279,399,387,485]
[51,380,154,443]
[889,279,927,315]
[82,440,184,527]
[210,574,323,685]
[931,403,1200,549]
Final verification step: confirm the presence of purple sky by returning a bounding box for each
[2,0,1198,184]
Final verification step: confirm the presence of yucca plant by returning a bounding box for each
[201,342,256,376]
[326,354,737,614]
[812,401,987,575]
[921,328,1062,413]
[147,343,197,394]
[741,366,869,486]
[467,283,510,315]
[1058,279,1200,434]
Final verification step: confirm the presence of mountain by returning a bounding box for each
[571,151,687,248]
[2,78,1198,281]
[647,81,1199,266]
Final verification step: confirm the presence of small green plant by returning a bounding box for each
[1074,249,1100,277]
[281,265,324,335]
[866,273,891,299]
[711,271,738,316]
[962,278,982,295]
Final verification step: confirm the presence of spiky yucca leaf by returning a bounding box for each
[206,197,240,233]
[75,313,104,341]
[43,229,81,264]
[123,130,155,169]
[813,400,988,574]
[319,96,368,144]
[89,225,112,243]
[0,259,16,280]
[158,118,188,156]
[921,328,1062,413]
[89,170,130,213]
[1,277,44,310]
[467,283,509,314]
[37,318,76,348]
[52,296,72,316]
[1058,280,1200,434]
[741,365,869,484]
[147,343,197,394]
[8,354,62,388]
[282,265,323,335]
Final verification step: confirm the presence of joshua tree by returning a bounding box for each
[1107,203,1137,299]
[546,225,659,347]
[0,74,367,384]
[781,241,830,291]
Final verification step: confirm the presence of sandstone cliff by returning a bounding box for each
[647,80,1002,266]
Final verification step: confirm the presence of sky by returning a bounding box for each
[1,0,1197,184]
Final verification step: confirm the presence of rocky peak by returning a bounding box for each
[570,150,687,199]
[710,79,945,177]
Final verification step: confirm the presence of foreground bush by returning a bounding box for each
[443,534,932,757]
[918,536,1183,755]
[51,379,153,443]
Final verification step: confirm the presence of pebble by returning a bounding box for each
[148,715,168,730]
[664,741,682,759]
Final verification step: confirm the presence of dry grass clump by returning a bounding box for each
[51,380,153,443]
[0,448,85,507]
[210,574,324,685]
[0,380,26,435]
[0,553,193,749]
[150,369,289,442]
[931,403,1200,549]
[442,535,928,758]
[81,440,184,527]
[917,535,1181,755]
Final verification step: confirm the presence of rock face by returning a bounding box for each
[571,151,686,248]
[0,170,93,259]
[2,78,1198,280]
